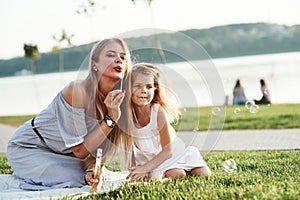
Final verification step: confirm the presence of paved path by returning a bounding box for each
[177,129,300,151]
[1,125,299,154]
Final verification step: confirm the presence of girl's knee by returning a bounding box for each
[164,168,186,179]
[189,166,212,177]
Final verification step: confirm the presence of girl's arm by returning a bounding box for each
[131,150,136,167]
[127,107,173,180]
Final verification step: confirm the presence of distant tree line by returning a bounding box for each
[1,23,300,77]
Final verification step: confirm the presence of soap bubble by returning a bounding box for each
[212,107,221,116]
[223,159,237,173]
[233,108,241,115]
[249,104,259,114]
[245,100,255,110]
[193,127,199,132]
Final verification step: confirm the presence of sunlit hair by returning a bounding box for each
[85,38,132,161]
[86,38,131,119]
[234,79,242,87]
[119,63,180,167]
[260,79,267,87]
[233,79,243,95]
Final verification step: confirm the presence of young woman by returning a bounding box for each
[255,79,271,104]
[232,79,247,105]
[121,63,211,181]
[7,38,132,190]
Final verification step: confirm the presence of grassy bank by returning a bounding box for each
[1,151,299,199]
[177,103,300,131]
[1,104,299,131]
[0,115,34,127]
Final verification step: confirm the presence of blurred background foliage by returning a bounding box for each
[1,23,300,77]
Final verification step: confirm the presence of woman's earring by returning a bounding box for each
[93,68,98,72]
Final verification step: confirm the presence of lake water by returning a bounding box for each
[1,51,300,116]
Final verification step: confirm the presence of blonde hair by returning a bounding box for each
[119,63,179,167]
[86,38,132,160]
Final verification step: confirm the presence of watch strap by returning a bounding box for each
[104,115,116,128]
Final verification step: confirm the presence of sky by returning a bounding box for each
[1,0,300,59]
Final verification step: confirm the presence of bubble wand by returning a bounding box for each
[91,148,102,192]
[120,78,123,91]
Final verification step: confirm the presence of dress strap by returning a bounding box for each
[31,117,46,144]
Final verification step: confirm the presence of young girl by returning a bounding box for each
[122,63,211,181]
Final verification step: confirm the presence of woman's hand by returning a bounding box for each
[85,171,102,192]
[104,89,125,122]
[127,166,149,181]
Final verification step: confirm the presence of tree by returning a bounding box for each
[131,0,154,6]
[52,29,74,72]
[71,0,165,64]
[131,0,166,64]
[23,44,40,74]
[75,0,97,16]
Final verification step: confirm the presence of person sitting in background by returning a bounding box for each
[255,79,271,104]
[232,79,247,105]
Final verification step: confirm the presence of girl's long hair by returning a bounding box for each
[85,38,133,162]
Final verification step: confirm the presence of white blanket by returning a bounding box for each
[0,167,129,200]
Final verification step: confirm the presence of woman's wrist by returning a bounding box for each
[85,169,94,174]
[103,114,116,128]
[107,112,119,122]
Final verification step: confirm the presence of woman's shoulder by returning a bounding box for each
[61,80,89,108]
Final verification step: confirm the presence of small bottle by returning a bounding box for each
[91,148,103,192]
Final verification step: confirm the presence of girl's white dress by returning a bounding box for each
[132,104,207,177]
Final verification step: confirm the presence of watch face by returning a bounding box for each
[106,119,113,126]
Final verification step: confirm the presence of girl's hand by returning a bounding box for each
[104,90,125,122]
[127,166,149,181]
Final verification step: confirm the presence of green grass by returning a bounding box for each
[2,151,298,199]
[173,103,300,131]
[77,151,300,199]
[0,115,34,127]
[0,156,13,174]
[1,104,299,131]
[1,104,299,199]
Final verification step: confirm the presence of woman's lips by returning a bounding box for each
[138,96,147,99]
[114,66,123,72]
